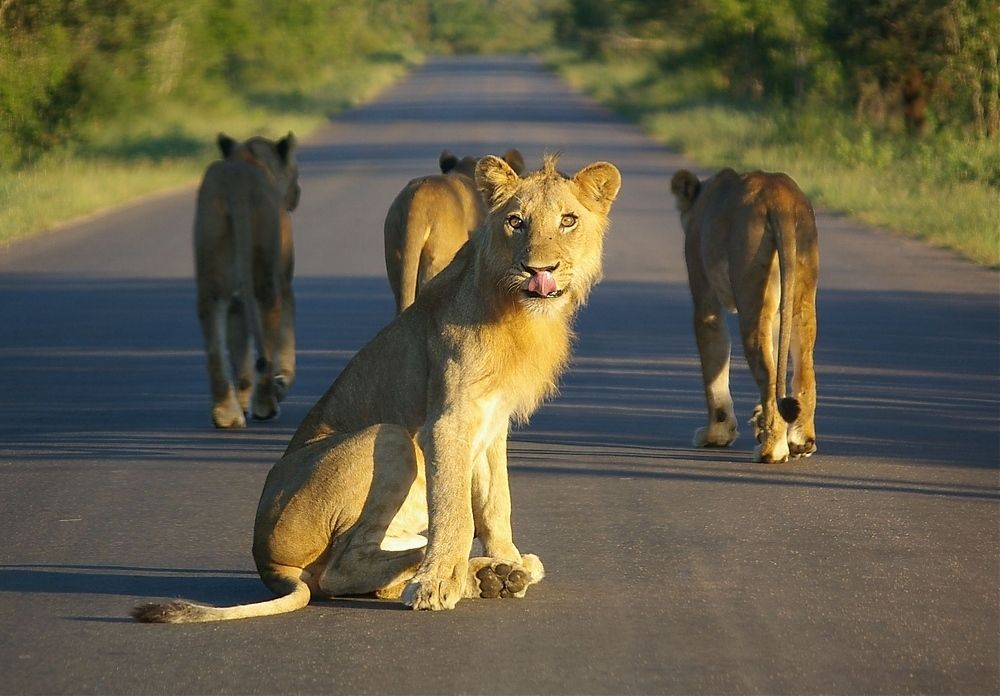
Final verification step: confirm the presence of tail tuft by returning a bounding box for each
[131,600,213,624]
[777,397,801,423]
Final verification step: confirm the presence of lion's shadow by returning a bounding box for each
[0,564,408,616]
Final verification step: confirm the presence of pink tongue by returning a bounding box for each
[527,271,558,296]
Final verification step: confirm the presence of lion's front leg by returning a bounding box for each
[472,427,521,561]
[402,417,476,611]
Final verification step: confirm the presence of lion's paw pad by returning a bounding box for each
[475,563,531,599]
[789,439,817,458]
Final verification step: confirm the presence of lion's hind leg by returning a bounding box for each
[198,292,246,429]
[315,424,430,600]
[465,554,545,599]
[736,262,793,463]
[692,303,739,448]
[226,296,254,414]
[787,295,818,459]
[321,543,425,599]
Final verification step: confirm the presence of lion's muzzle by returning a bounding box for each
[523,263,561,298]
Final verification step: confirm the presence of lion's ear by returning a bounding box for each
[573,162,621,215]
[217,133,237,158]
[276,132,296,164]
[670,170,701,211]
[502,149,525,175]
[439,150,458,173]
[476,155,520,208]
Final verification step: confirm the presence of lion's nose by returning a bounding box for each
[522,262,560,274]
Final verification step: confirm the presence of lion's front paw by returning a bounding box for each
[471,554,545,599]
[401,564,467,611]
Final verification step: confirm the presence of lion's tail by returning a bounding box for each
[396,200,432,315]
[768,207,801,424]
[131,569,310,624]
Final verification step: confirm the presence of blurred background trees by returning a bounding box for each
[1,0,996,166]
[554,0,998,140]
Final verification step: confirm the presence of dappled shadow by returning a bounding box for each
[0,273,996,471]
[514,280,999,469]
[0,274,389,462]
[0,564,264,604]
[0,564,418,619]
[507,449,1000,501]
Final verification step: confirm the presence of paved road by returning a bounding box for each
[1,56,997,695]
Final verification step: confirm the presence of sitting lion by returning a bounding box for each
[670,168,819,463]
[132,154,621,621]
[383,148,524,314]
[194,132,300,428]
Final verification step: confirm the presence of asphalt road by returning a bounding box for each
[1,56,998,695]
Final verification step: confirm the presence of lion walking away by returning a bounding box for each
[133,154,621,622]
[194,132,300,429]
[383,148,524,314]
[670,168,819,463]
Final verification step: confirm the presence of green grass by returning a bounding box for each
[0,58,414,246]
[550,51,1000,268]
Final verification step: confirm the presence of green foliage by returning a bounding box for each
[0,0,426,167]
[551,0,999,139]
[1,0,173,160]
[552,50,1000,266]
[424,0,561,54]
[0,0,567,168]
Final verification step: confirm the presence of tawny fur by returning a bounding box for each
[670,168,819,464]
[133,154,621,622]
[194,133,300,429]
[384,149,524,314]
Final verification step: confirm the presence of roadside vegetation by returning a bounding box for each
[0,0,565,246]
[3,0,997,266]
[547,0,1000,267]
[0,1,436,244]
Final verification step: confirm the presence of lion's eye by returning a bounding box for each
[506,214,524,230]
[560,213,578,229]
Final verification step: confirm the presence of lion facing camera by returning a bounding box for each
[133,154,621,621]
[670,168,819,463]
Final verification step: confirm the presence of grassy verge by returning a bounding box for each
[549,50,1000,268]
[0,57,415,247]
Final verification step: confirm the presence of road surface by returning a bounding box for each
[1,56,998,694]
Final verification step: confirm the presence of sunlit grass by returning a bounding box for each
[553,53,1000,268]
[0,58,413,246]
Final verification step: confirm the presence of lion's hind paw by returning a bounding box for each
[789,438,817,458]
